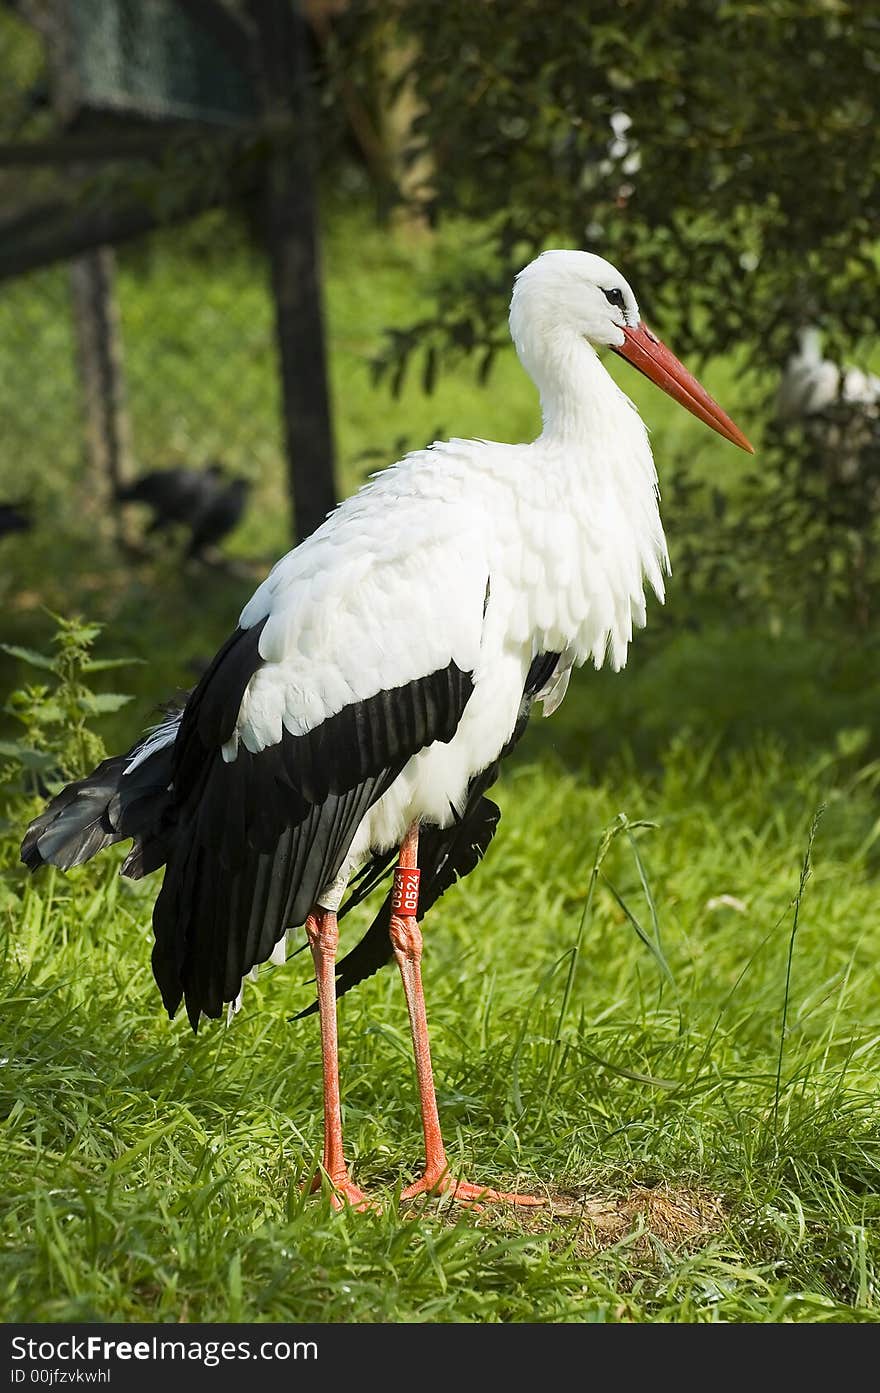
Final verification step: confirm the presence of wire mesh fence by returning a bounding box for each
[0,262,81,502]
[0,209,287,556]
[0,2,317,570]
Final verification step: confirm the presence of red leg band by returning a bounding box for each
[391,866,420,917]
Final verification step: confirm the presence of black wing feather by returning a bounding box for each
[152,620,476,1029]
[22,592,502,1031]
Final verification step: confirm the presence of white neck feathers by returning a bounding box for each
[508,306,670,671]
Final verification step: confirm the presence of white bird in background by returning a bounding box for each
[776,326,880,424]
[23,251,752,1210]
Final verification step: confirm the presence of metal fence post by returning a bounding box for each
[68,246,132,508]
[250,0,337,542]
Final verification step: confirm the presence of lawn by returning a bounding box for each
[1,207,880,1323]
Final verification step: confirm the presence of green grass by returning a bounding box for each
[2,205,880,1322]
[2,734,880,1321]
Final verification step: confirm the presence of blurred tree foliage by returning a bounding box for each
[333,0,880,623]
[666,403,880,627]
[5,2,880,621]
[353,0,878,377]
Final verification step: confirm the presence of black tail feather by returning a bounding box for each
[21,735,177,877]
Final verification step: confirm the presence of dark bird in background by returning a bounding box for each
[0,501,32,540]
[116,464,250,558]
[116,465,221,534]
[186,477,250,559]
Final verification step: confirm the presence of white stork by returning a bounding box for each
[776,326,880,423]
[22,251,752,1209]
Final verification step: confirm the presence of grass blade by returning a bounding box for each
[772,806,825,1135]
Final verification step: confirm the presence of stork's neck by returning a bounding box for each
[795,326,823,364]
[515,325,628,445]
[506,317,669,671]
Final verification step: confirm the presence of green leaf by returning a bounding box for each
[0,741,54,769]
[12,700,66,723]
[0,644,55,672]
[78,693,134,715]
[81,658,143,672]
[61,621,102,646]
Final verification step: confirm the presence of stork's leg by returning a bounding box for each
[392,823,543,1207]
[305,908,372,1210]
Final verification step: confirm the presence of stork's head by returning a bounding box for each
[510,249,753,452]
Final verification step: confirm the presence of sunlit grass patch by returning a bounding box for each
[3,729,880,1322]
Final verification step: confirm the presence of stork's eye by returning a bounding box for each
[603,288,626,311]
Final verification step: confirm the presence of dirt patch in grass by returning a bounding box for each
[516,1183,728,1253]
[413,1181,727,1253]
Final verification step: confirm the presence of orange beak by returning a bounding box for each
[612,322,754,453]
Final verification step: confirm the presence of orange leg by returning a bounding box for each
[392,822,543,1208]
[305,908,372,1210]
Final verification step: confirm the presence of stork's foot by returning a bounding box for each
[306,1168,377,1213]
[329,1179,376,1213]
[401,1169,545,1208]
